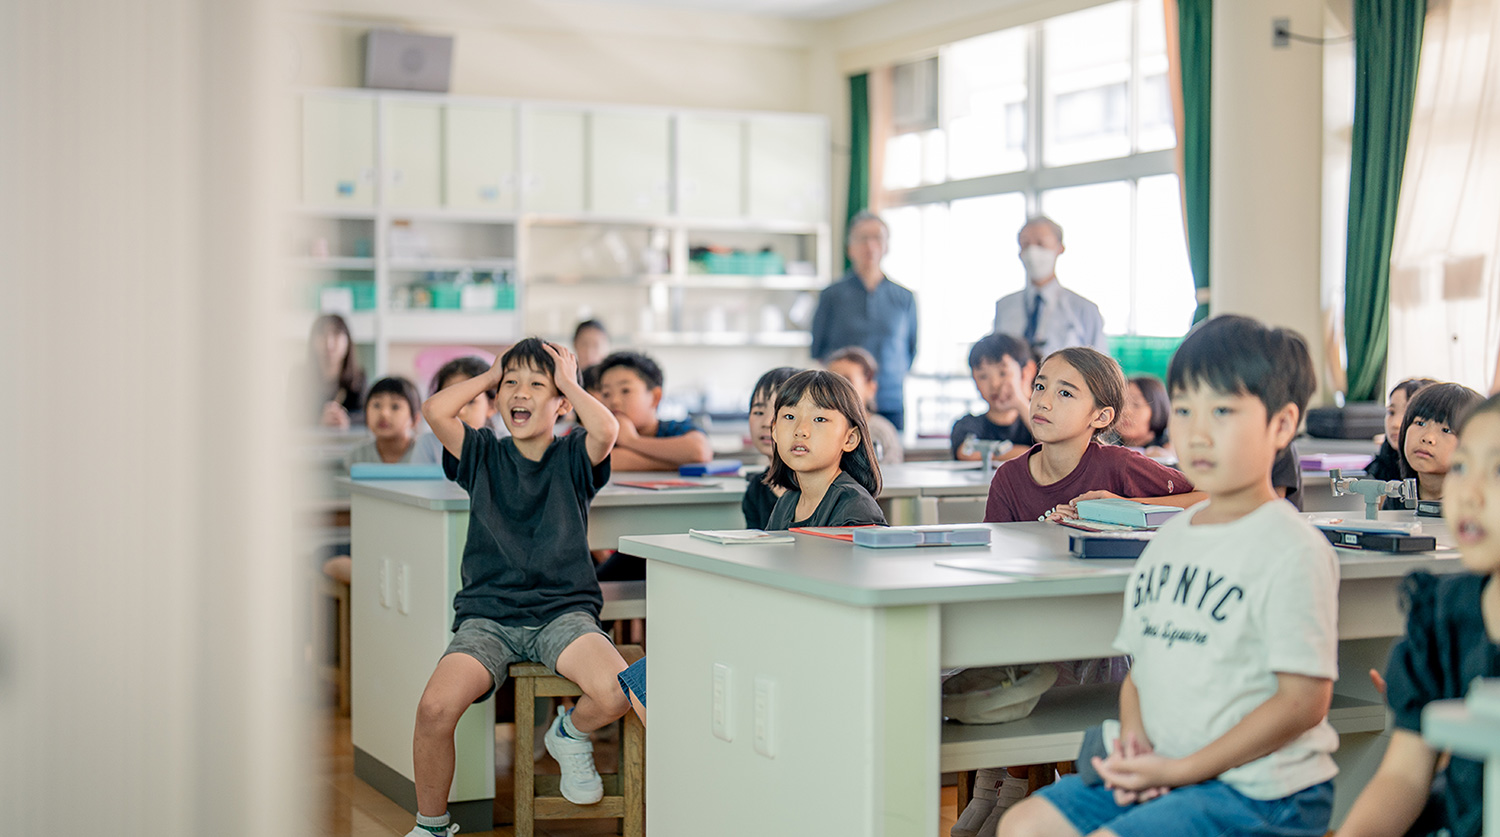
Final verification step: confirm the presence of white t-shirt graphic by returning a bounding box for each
[1113,499,1340,800]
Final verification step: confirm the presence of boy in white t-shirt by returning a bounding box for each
[1000,314,1338,837]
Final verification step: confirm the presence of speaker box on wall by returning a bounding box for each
[363,30,453,93]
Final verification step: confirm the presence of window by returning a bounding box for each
[876,0,1192,438]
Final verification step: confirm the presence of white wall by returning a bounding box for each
[1209,0,1329,398]
[0,0,305,833]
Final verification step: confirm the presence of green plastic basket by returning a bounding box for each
[1108,335,1183,382]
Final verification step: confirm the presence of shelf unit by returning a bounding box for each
[293,88,831,376]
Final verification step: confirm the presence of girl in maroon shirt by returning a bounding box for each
[983,347,1200,523]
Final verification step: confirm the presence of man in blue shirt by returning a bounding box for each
[810,210,918,430]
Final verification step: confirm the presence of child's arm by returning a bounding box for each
[613,423,714,466]
[1093,671,1332,792]
[1335,729,1441,837]
[609,445,678,471]
[422,362,502,458]
[543,343,618,465]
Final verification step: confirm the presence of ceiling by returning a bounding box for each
[574,0,899,20]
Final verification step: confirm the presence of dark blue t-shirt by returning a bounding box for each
[442,425,611,628]
[949,413,1033,459]
[656,418,702,437]
[741,468,779,529]
[766,471,886,530]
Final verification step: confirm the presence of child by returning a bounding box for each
[765,370,886,529]
[343,377,438,469]
[304,313,366,429]
[596,351,714,471]
[413,356,507,462]
[826,346,905,464]
[1338,393,1499,837]
[1114,376,1171,454]
[1367,377,1438,481]
[1388,382,1482,507]
[999,314,1337,837]
[574,319,611,369]
[951,333,1036,462]
[983,347,1198,524]
[743,366,800,529]
[406,339,627,837]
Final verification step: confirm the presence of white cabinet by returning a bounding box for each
[386,101,444,208]
[747,116,827,223]
[589,112,671,217]
[678,115,744,219]
[444,104,517,212]
[523,108,586,214]
[302,95,375,206]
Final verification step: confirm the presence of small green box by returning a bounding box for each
[495,285,516,310]
[429,283,461,309]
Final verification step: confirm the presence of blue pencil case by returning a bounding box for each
[679,459,742,477]
[349,463,446,480]
[853,525,992,548]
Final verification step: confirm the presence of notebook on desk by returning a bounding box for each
[615,479,714,490]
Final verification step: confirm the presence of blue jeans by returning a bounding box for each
[1034,774,1333,837]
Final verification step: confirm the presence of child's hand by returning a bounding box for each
[613,411,640,445]
[542,341,579,391]
[1071,490,1121,505]
[1101,733,1171,805]
[1046,502,1080,522]
[1369,668,1387,696]
[321,401,351,430]
[1092,748,1186,797]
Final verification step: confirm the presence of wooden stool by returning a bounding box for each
[511,645,644,837]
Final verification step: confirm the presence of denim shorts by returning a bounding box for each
[1034,774,1334,837]
[444,611,605,701]
[617,656,647,707]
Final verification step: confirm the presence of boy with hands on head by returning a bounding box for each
[409,338,628,837]
[1001,315,1338,837]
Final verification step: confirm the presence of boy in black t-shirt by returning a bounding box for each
[950,332,1036,461]
[407,338,628,837]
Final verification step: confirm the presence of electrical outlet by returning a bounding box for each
[1272,17,1291,48]
[712,663,733,742]
[754,677,775,758]
[396,563,410,614]
[378,559,392,608]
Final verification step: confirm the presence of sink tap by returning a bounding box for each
[1330,468,1417,520]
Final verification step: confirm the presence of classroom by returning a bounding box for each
[7,0,1500,835]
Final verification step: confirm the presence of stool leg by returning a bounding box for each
[623,712,644,837]
[956,770,974,816]
[335,585,350,716]
[514,676,535,837]
[1027,763,1058,794]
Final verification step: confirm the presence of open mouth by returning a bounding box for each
[1457,520,1487,544]
[789,444,810,454]
[510,408,533,424]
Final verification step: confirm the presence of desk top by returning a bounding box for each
[623,513,1463,609]
[344,472,748,512]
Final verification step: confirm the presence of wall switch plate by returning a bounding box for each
[753,676,775,758]
[712,663,733,742]
[1272,17,1291,48]
[396,563,410,614]
[378,559,392,608]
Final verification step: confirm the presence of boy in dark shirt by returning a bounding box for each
[408,338,628,837]
[743,367,800,528]
[596,350,713,470]
[951,332,1036,461]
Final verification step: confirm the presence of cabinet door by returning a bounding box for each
[747,117,828,223]
[445,104,517,211]
[589,112,671,217]
[523,108,586,214]
[302,95,375,206]
[386,100,444,209]
[679,115,744,219]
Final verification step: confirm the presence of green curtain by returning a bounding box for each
[1178,0,1212,325]
[845,72,870,274]
[1344,0,1426,401]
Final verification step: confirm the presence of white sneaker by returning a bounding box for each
[951,794,997,837]
[977,779,1028,836]
[403,823,459,837]
[544,707,603,805]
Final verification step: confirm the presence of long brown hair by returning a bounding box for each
[764,370,881,497]
[310,314,365,402]
[1039,347,1126,438]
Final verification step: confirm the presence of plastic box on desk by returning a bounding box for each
[852,525,991,548]
[349,463,446,480]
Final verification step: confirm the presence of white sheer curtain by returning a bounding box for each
[1388,0,1500,394]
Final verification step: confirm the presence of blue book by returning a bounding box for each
[679,459,742,477]
[1074,498,1182,528]
[349,463,446,480]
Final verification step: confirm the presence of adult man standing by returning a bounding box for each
[993,216,1108,357]
[810,210,918,430]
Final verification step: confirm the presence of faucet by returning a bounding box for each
[959,436,1014,476]
[1330,469,1417,520]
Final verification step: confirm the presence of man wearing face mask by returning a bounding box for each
[993,216,1108,357]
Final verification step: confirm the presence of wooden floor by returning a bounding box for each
[314,709,962,836]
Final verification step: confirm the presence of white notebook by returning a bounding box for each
[689,529,795,545]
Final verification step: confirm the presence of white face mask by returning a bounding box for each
[1020,245,1058,282]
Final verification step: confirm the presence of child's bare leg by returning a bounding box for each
[553,633,630,731]
[412,653,493,816]
[995,796,1083,837]
[627,690,646,726]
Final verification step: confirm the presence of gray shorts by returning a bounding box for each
[444,611,605,701]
